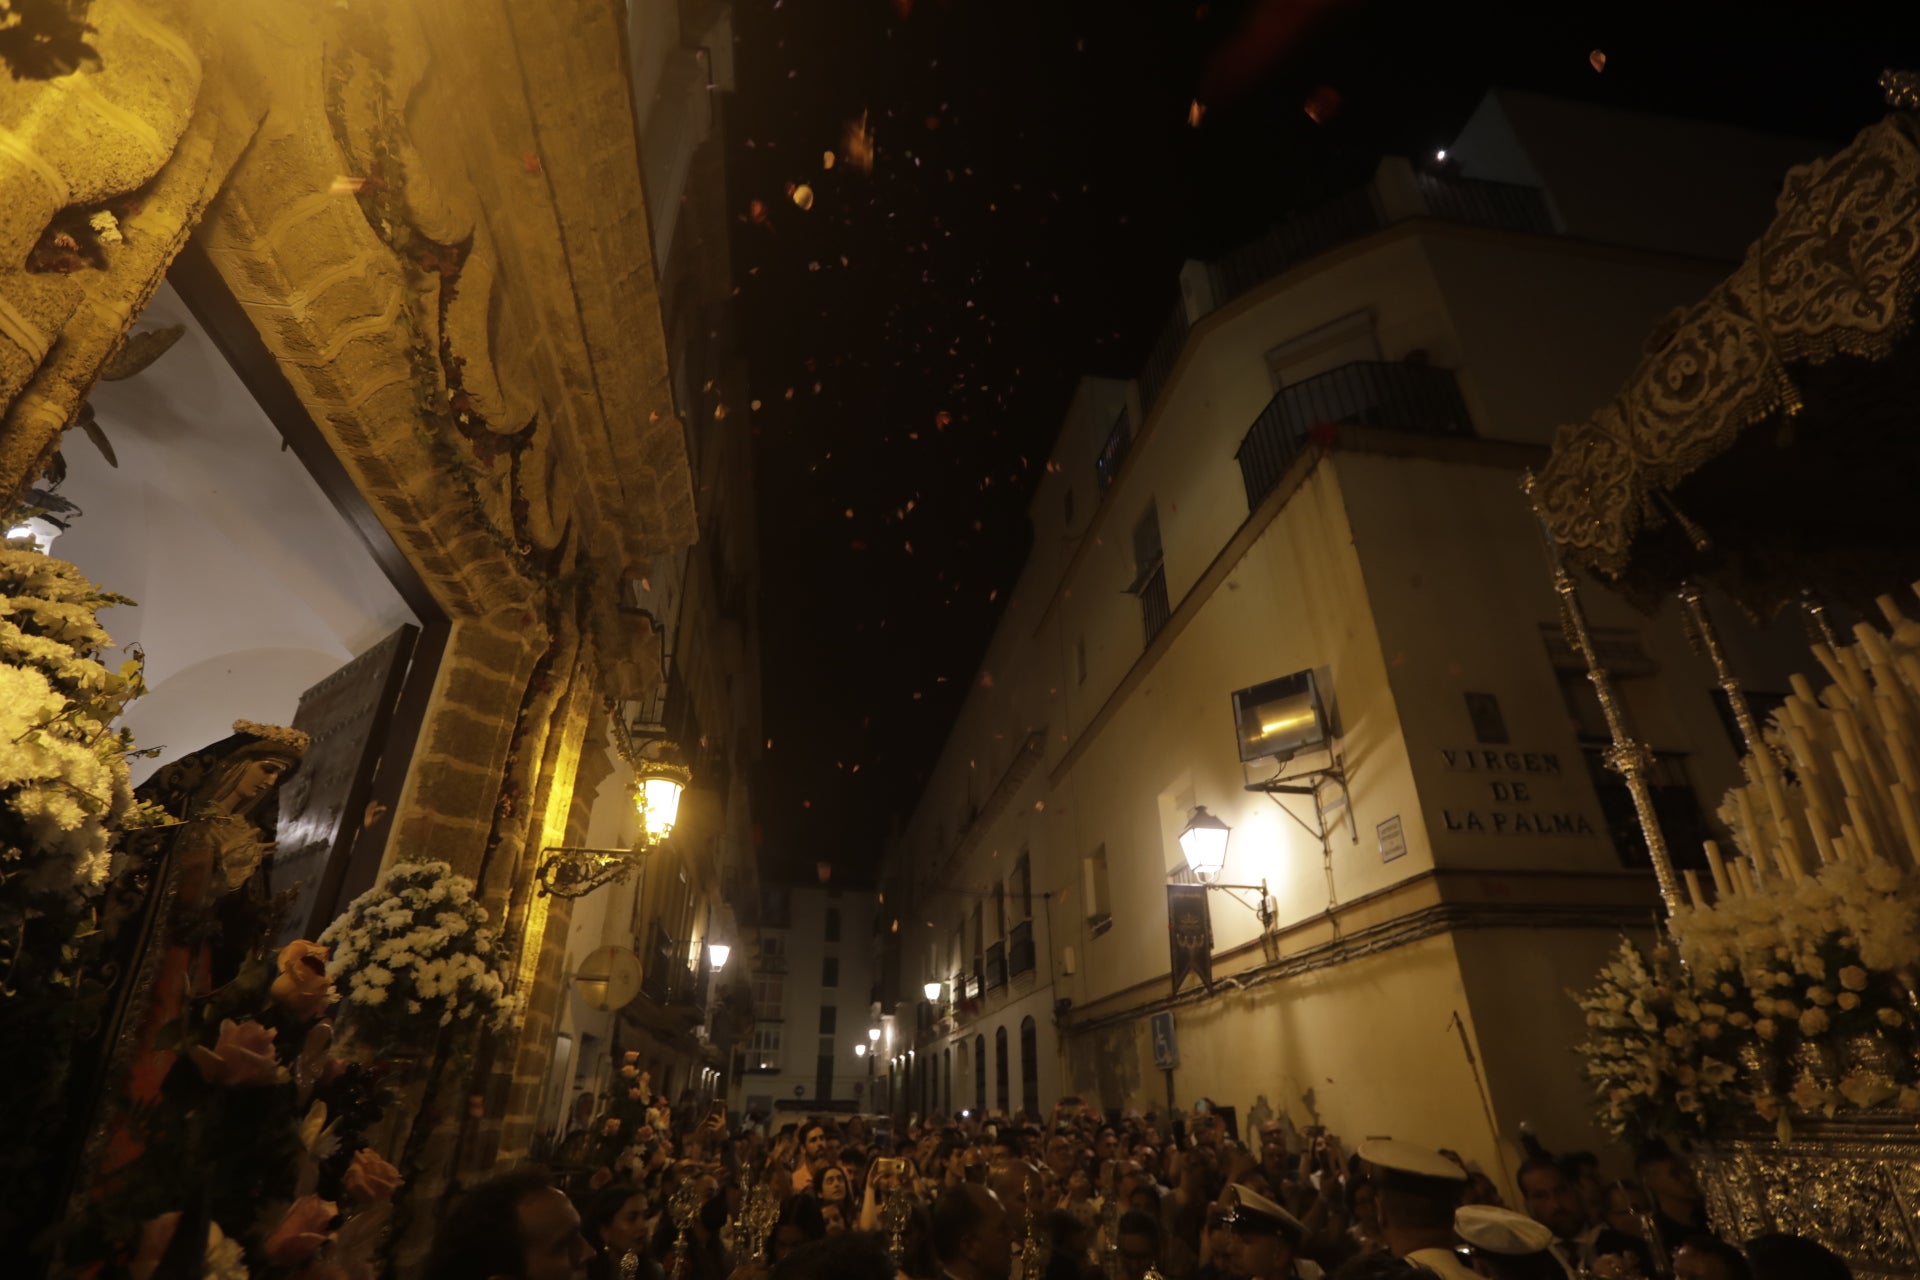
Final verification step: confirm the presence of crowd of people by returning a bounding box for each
[427,1099,1855,1280]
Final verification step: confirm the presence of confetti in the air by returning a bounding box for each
[1187,99,1207,128]
[1589,49,1606,73]
[330,176,366,195]
[791,183,816,210]
[823,150,836,170]
[842,112,877,173]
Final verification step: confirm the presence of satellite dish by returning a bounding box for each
[576,946,643,1011]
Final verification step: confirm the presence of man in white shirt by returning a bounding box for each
[1356,1139,1477,1280]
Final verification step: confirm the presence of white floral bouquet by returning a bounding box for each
[0,548,160,907]
[318,861,521,1047]
[1573,937,1741,1143]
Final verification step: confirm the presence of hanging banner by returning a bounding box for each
[1167,884,1214,997]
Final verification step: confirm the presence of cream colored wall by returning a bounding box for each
[1076,933,1510,1177]
[1449,924,1657,1174]
[1043,463,1426,992]
[1336,451,1808,876]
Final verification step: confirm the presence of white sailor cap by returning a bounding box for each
[1356,1138,1470,1183]
[1222,1184,1304,1242]
[1455,1205,1557,1255]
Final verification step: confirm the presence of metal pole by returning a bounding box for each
[1679,583,1765,759]
[1521,473,1684,917]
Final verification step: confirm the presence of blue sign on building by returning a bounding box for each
[1150,1010,1178,1071]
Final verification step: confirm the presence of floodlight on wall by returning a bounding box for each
[1177,806,1231,883]
[708,943,731,971]
[1231,671,1328,765]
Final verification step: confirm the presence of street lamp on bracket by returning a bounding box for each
[1176,806,1274,930]
[536,700,693,897]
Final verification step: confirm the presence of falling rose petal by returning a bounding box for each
[330,176,367,195]
[712,403,727,420]
[823,150,836,169]
[523,151,543,174]
[842,112,876,173]
[751,399,763,410]
[934,410,952,429]
[1589,49,1606,73]
[791,183,815,210]
[1187,99,1206,127]
[1303,84,1342,124]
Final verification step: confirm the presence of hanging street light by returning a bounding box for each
[855,1043,868,1058]
[1177,806,1232,883]
[923,979,943,1002]
[708,942,731,971]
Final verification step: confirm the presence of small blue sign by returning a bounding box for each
[1150,1011,1179,1071]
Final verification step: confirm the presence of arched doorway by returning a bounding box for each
[1020,1017,1039,1119]
[994,1026,1009,1112]
[973,1035,986,1113]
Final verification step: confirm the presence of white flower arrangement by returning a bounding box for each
[1573,938,1740,1142]
[319,861,522,1043]
[0,549,162,912]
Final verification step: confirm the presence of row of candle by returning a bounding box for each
[1681,587,1920,910]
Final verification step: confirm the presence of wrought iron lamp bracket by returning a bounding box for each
[1202,878,1274,930]
[535,842,653,898]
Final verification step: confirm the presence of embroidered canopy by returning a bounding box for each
[1534,88,1920,613]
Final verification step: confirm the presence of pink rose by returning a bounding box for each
[265,1194,337,1266]
[272,940,336,1021]
[188,1018,284,1087]
[341,1148,403,1206]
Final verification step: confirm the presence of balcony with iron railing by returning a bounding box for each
[1234,361,1474,509]
[1130,165,1553,426]
[984,941,1007,992]
[1008,919,1036,978]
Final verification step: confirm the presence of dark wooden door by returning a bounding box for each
[270,625,418,943]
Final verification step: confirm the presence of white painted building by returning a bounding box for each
[733,884,883,1120]
[878,91,1821,1180]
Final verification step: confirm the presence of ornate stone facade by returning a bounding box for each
[0,0,696,1215]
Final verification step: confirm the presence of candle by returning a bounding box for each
[1892,782,1920,869]
[1704,840,1732,898]
[1683,869,1706,910]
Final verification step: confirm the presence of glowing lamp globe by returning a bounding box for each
[708,943,731,971]
[867,1026,881,1042]
[1178,806,1232,883]
[635,757,691,843]
[855,1043,867,1058]
[924,980,942,1002]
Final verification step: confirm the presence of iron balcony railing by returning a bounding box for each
[984,941,1007,991]
[1136,304,1191,420]
[1210,174,1554,308]
[1008,919,1036,978]
[1234,361,1473,509]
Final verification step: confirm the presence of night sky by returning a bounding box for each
[727,1,1914,885]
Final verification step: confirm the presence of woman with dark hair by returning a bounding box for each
[815,1162,854,1226]
[580,1183,664,1280]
